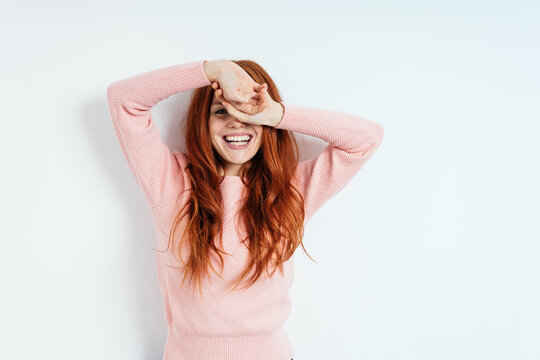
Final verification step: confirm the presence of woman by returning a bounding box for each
[106,59,384,360]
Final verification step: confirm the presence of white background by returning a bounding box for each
[1,1,539,359]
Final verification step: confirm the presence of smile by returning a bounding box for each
[222,135,252,150]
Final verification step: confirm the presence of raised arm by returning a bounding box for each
[106,60,213,208]
[275,103,384,222]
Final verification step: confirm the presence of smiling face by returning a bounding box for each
[209,93,263,176]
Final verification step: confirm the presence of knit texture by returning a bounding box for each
[106,60,384,360]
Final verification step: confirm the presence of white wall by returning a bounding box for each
[1,1,539,359]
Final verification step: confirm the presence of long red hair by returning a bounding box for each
[158,59,317,296]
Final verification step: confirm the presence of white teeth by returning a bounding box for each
[224,135,251,142]
[227,140,248,146]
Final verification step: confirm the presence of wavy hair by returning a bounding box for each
[157,59,317,296]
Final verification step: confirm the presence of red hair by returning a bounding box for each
[157,59,317,296]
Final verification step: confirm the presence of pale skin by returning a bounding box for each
[203,60,285,176]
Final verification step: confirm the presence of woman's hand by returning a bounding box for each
[214,61,261,105]
[214,82,284,127]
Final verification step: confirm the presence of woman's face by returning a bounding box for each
[208,93,263,176]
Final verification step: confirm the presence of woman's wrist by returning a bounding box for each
[268,101,285,127]
[203,59,228,82]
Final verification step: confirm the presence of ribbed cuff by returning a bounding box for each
[275,102,317,135]
[169,60,213,91]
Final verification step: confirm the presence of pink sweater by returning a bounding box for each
[106,60,384,360]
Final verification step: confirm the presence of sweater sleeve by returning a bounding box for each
[275,102,384,222]
[106,60,212,208]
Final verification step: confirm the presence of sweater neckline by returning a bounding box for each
[219,175,245,185]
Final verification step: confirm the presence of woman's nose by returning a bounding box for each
[227,117,245,126]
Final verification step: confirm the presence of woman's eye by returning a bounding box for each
[215,109,227,115]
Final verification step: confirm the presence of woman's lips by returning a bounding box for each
[223,135,252,150]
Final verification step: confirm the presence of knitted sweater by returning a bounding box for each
[106,60,384,360]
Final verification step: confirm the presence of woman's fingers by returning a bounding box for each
[233,82,266,104]
[254,83,266,93]
[216,90,246,121]
[234,103,256,114]
[214,82,268,118]
[228,95,258,114]
[231,92,265,115]
[240,85,269,114]
[251,87,269,113]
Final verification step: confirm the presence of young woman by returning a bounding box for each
[106,59,384,360]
